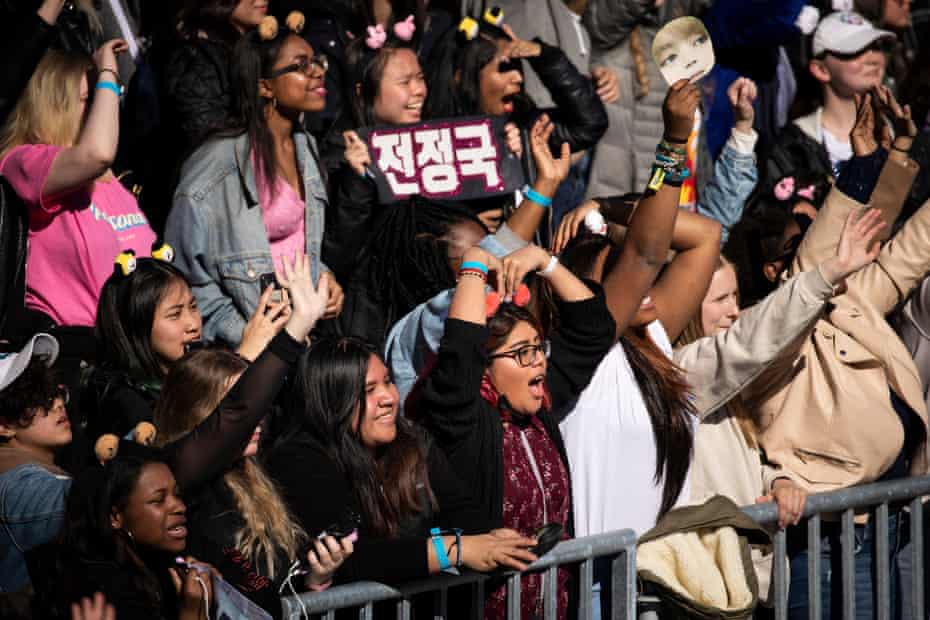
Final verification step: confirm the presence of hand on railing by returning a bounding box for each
[458,529,538,572]
[756,478,808,529]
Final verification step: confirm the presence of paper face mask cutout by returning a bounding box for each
[652,17,715,86]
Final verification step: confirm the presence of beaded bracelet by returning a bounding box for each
[459,269,487,281]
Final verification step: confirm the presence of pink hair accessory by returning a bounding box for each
[485,283,531,318]
[393,15,416,41]
[797,184,816,200]
[774,176,795,201]
[365,24,387,49]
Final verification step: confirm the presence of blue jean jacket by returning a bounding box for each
[0,464,71,592]
[698,142,758,245]
[166,131,329,346]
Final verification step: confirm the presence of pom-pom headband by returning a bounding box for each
[485,283,530,318]
[365,15,416,50]
[258,11,306,42]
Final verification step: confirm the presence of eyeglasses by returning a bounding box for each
[488,341,550,367]
[269,55,329,79]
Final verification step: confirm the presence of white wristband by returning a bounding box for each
[537,255,558,277]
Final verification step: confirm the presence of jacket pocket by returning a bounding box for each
[793,446,863,485]
[216,255,274,316]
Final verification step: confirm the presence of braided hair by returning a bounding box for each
[367,198,485,328]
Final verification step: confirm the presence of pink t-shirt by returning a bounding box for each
[255,169,305,273]
[1,144,156,326]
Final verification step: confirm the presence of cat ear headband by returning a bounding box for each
[458,6,505,42]
[485,283,530,318]
[114,241,174,277]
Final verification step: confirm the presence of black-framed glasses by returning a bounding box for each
[488,341,551,367]
[269,54,329,79]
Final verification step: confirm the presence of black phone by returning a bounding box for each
[300,511,362,568]
[530,523,563,558]
[259,272,282,304]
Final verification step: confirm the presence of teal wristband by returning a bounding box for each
[95,81,122,97]
[524,185,552,208]
[430,528,452,571]
[460,260,488,274]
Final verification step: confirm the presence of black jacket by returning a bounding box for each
[415,287,616,531]
[266,428,491,585]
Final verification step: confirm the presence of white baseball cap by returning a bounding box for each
[813,11,895,57]
[0,334,59,392]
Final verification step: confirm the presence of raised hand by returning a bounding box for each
[343,131,371,176]
[237,285,291,361]
[552,199,600,254]
[850,91,890,157]
[727,77,757,134]
[276,253,329,342]
[501,24,542,58]
[320,271,344,319]
[530,114,570,188]
[504,122,522,159]
[663,79,700,143]
[500,244,552,299]
[93,39,128,73]
[820,208,886,285]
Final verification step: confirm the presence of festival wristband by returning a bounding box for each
[95,81,122,97]
[537,255,558,276]
[460,260,488,275]
[524,185,553,209]
[430,528,453,572]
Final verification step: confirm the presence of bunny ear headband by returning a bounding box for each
[258,11,306,42]
[365,15,416,50]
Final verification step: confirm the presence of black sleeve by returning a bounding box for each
[836,148,889,205]
[416,319,489,451]
[527,40,608,154]
[427,442,492,534]
[167,331,303,493]
[0,12,57,126]
[265,440,430,585]
[546,284,616,421]
[322,165,379,284]
[163,43,230,148]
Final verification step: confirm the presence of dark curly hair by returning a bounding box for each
[0,356,62,438]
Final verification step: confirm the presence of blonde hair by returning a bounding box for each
[0,50,94,158]
[675,256,759,447]
[154,349,306,577]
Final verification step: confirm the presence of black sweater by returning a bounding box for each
[266,430,490,585]
[415,288,616,532]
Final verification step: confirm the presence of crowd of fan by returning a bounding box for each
[0,0,929,619]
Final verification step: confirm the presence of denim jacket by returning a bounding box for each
[0,463,71,592]
[698,129,759,245]
[166,131,329,345]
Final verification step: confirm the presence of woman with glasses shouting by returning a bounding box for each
[411,243,615,620]
[167,12,345,349]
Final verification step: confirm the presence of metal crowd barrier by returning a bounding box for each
[281,528,638,619]
[281,475,930,620]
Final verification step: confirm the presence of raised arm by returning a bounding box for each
[678,209,886,417]
[167,254,327,492]
[42,40,127,199]
[504,115,571,242]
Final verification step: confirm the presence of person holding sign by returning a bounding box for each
[167,13,344,348]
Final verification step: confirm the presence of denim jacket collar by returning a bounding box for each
[231,129,327,209]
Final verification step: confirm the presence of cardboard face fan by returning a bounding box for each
[652,17,715,85]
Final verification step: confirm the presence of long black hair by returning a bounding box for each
[281,337,436,537]
[227,27,305,201]
[423,17,532,120]
[95,258,192,380]
[560,233,694,518]
[346,35,419,127]
[34,445,178,619]
[178,0,242,44]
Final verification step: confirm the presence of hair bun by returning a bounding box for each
[258,15,279,41]
[286,11,305,34]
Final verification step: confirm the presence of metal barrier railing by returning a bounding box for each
[281,474,930,620]
[281,528,638,620]
[741,474,930,620]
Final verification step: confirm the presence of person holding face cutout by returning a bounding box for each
[651,16,715,86]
